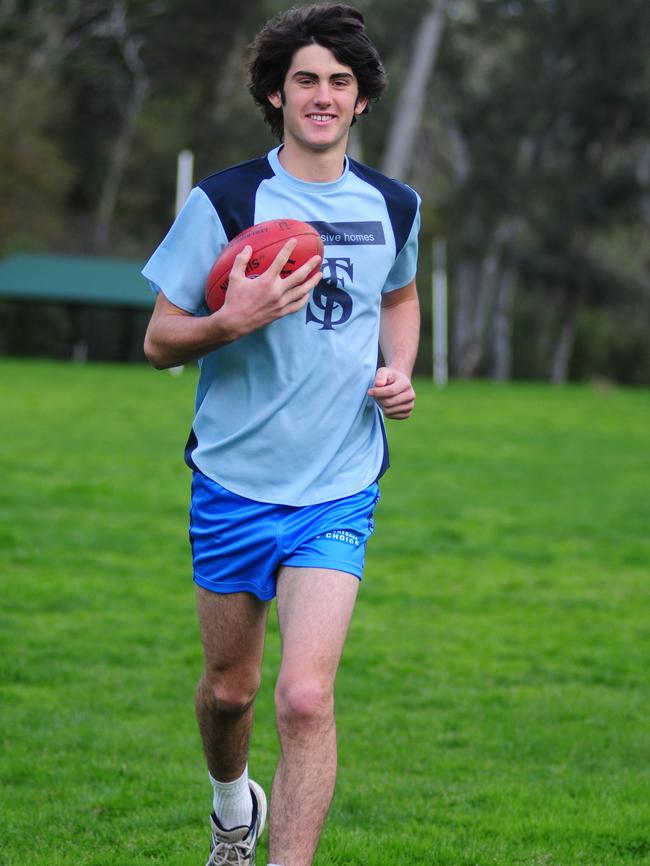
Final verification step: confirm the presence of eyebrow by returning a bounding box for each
[291,70,355,82]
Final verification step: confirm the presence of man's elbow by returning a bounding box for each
[143,333,172,369]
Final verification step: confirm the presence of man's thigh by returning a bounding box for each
[196,586,269,678]
[275,567,359,682]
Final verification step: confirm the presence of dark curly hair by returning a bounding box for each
[248,4,388,141]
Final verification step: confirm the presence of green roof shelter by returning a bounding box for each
[0,253,154,361]
[0,253,152,308]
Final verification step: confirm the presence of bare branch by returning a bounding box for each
[27,0,87,74]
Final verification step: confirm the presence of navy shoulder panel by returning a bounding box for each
[198,155,275,240]
[348,159,419,256]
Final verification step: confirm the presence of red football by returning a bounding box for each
[205,219,324,313]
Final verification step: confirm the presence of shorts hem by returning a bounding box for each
[279,558,364,580]
[193,573,276,602]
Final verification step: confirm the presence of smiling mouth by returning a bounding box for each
[307,113,336,123]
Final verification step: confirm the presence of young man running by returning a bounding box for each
[142,5,420,865]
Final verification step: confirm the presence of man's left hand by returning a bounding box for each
[368,367,416,420]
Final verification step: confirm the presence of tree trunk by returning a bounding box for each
[380,0,448,180]
[211,27,245,127]
[488,216,524,381]
[452,255,478,376]
[93,76,148,252]
[93,1,149,252]
[550,296,579,383]
[490,265,516,380]
[454,228,505,378]
[637,144,650,226]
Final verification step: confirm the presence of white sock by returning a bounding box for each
[209,766,253,829]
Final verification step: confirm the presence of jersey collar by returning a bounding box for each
[267,146,350,194]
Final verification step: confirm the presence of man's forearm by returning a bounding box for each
[144,302,241,369]
[379,283,420,376]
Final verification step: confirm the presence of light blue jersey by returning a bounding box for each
[142,146,420,506]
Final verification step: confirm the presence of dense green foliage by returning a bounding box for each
[1,360,649,864]
[0,1,649,380]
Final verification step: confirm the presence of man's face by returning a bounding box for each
[268,43,368,153]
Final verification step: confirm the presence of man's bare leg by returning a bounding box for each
[269,567,359,866]
[195,587,269,782]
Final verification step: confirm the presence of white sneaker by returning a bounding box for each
[206,780,267,866]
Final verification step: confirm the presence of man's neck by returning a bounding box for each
[277,140,347,183]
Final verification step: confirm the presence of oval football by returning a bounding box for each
[205,219,324,313]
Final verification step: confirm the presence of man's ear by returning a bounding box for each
[268,90,283,109]
[354,96,369,115]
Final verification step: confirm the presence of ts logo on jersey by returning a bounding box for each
[306,257,354,331]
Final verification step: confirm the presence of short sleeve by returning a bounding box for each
[382,201,421,293]
[141,187,228,314]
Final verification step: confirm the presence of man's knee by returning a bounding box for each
[275,674,334,731]
[198,668,261,716]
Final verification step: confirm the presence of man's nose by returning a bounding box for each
[313,83,332,105]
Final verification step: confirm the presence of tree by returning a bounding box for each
[380,0,448,181]
[1,0,648,382]
[421,0,650,380]
[0,1,93,252]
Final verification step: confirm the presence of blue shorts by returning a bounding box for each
[189,471,381,600]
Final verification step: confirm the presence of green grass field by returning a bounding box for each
[1,359,649,866]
